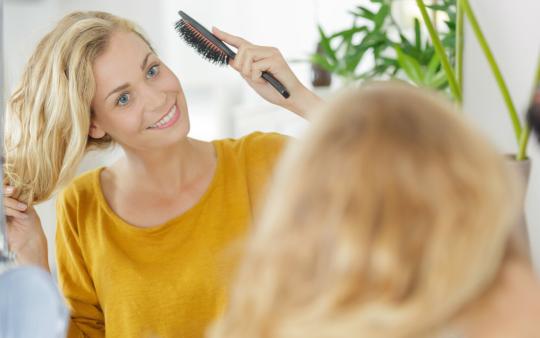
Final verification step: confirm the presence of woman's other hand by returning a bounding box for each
[3,186,49,271]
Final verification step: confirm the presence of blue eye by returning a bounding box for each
[146,65,159,79]
[117,93,130,106]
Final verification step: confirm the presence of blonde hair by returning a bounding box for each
[210,82,520,338]
[4,11,153,204]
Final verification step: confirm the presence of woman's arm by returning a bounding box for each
[212,27,324,119]
[56,191,105,338]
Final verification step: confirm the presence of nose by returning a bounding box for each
[142,82,167,113]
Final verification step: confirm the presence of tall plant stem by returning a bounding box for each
[459,0,521,144]
[517,125,530,161]
[456,1,464,97]
[416,0,462,102]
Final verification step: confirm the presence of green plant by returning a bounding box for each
[416,0,537,160]
[311,0,456,91]
[312,0,538,160]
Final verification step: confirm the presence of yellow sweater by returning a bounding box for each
[55,132,288,338]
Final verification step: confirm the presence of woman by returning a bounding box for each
[3,11,321,337]
[210,83,540,338]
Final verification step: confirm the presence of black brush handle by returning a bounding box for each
[178,11,290,99]
[260,72,290,98]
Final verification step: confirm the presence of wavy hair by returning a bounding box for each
[210,82,520,338]
[4,11,153,204]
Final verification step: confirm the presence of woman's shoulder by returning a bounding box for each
[57,167,103,206]
[214,131,290,160]
[459,259,540,337]
[212,132,291,201]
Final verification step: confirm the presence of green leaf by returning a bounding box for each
[374,3,390,30]
[329,26,368,40]
[345,48,368,73]
[399,33,414,51]
[426,5,447,11]
[427,52,441,76]
[351,6,376,21]
[414,18,422,50]
[330,26,368,57]
[428,70,449,89]
[446,20,456,30]
[317,25,337,63]
[394,45,425,85]
[309,54,335,73]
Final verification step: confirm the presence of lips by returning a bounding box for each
[147,104,180,129]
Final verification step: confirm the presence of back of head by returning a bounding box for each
[4,11,151,204]
[210,82,519,338]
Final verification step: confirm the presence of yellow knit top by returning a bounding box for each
[55,132,288,338]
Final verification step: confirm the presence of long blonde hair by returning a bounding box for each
[210,82,520,338]
[4,11,153,204]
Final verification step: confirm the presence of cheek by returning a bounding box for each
[103,106,145,135]
[123,107,146,130]
[165,71,188,108]
[161,66,182,91]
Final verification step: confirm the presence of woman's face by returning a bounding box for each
[90,30,190,151]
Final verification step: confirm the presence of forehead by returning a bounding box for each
[92,31,152,92]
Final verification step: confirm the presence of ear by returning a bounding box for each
[89,119,107,139]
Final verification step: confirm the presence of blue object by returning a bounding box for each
[0,266,68,338]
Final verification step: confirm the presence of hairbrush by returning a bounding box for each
[174,11,290,99]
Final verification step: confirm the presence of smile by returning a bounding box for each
[147,104,180,130]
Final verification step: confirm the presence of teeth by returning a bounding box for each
[149,105,176,129]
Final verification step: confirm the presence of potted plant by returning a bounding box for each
[311,0,539,160]
[417,0,540,256]
[310,0,457,90]
[311,0,540,256]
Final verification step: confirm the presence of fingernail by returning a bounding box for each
[18,203,27,210]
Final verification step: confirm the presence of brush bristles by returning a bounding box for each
[175,20,229,66]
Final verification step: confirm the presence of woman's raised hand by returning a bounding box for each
[212,27,322,118]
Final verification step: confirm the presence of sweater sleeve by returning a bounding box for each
[55,188,105,338]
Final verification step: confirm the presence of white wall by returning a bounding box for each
[462,0,540,268]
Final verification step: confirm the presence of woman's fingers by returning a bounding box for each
[5,206,28,220]
[211,26,274,76]
[212,27,248,49]
[4,185,14,197]
[3,186,28,219]
[238,47,273,77]
[250,59,272,82]
[4,197,27,211]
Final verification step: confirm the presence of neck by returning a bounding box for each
[452,256,540,337]
[116,138,212,193]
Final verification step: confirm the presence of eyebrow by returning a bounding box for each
[140,52,152,71]
[104,52,153,101]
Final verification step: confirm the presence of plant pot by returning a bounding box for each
[310,43,332,88]
[505,155,531,260]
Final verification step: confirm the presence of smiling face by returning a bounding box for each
[90,30,190,151]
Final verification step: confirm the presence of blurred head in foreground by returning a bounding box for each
[210,82,521,338]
